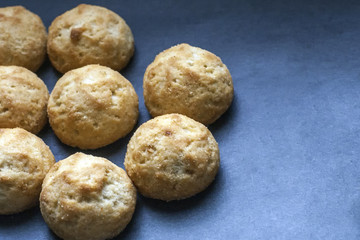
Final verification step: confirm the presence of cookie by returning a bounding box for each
[124,113,220,201]
[0,128,55,215]
[143,43,234,125]
[0,66,49,134]
[40,152,136,240]
[47,64,139,149]
[0,6,47,72]
[47,4,134,73]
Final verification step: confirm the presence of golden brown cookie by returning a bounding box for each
[0,66,49,134]
[124,113,220,201]
[47,64,139,149]
[143,43,234,125]
[0,128,55,215]
[0,6,47,72]
[40,152,136,240]
[47,4,134,73]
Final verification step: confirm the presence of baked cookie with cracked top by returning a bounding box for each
[124,113,220,201]
[143,43,234,125]
[0,66,49,134]
[47,4,134,73]
[40,152,136,240]
[47,64,139,149]
[0,128,55,215]
[0,6,47,72]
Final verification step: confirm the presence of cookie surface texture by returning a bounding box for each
[40,152,136,240]
[124,113,220,201]
[0,6,47,72]
[143,43,234,125]
[0,66,49,134]
[47,64,139,149]
[0,128,55,214]
[47,4,134,73]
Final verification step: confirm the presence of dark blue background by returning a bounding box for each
[1,0,360,239]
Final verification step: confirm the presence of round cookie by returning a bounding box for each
[0,66,49,134]
[47,64,139,149]
[0,6,47,72]
[124,113,220,201]
[40,152,136,240]
[47,4,134,73]
[143,43,234,125]
[0,128,55,215]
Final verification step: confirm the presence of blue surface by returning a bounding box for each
[1,0,360,239]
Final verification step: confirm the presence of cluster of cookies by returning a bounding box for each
[0,4,234,240]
